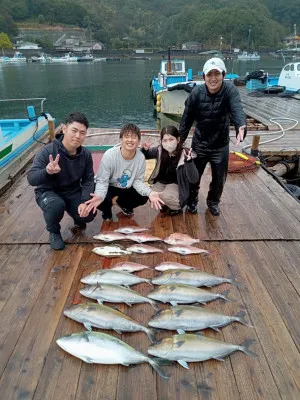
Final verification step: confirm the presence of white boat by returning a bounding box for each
[31,53,53,63]
[0,98,54,185]
[0,52,27,63]
[51,53,78,63]
[237,51,261,61]
[278,61,300,92]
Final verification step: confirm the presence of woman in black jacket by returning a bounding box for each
[141,125,198,216]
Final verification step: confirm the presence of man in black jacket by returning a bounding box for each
[179,57,247,216]
[27,112,96,250]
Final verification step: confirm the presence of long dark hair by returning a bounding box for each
[160,125,183,169]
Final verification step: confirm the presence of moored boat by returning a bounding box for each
[237,51,260,61]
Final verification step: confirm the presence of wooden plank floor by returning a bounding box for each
[1,152,300,399]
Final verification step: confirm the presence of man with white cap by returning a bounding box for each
[179,57,246,216]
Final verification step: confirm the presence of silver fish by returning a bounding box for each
[147,284,233,306]
[80,284,159,311]
[114,226,149,234]
[148,306,252,333]
[57,331,168,378]
[168,245,210,256]
[63,302,156,342]
[93,232,128,242]
[92,245,132,257]
[81,269,151,286]
[152,270,240,287]
[127,244,163,254]
[111,262,152,272]
[126,233,162,243]
[148,333,256,368]
[155,262,195,271]
[164,233,200,246]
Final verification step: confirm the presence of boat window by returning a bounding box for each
[290,64,294,71]
[297,64,300,71]
[284,65,290,71]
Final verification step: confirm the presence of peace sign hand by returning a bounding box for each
[142,139,152,151]
[184,148,193,161]
[46,154,61,174]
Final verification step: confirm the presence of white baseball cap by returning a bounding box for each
[203,57,227,74]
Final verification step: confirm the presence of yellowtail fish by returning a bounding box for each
[168,245,210,256]
[64,302,156,342]
[111,262,152,272]
[148,306,252,333]
[155,262,195,271]
[80,284,159,311]
[163,233,200,246]
[93,232,128,242]
[81,269,151,286]
[126,244,164,254]
[148,284,233,305]
[57,331,168,378]
[148,333,256,368]
[114,226,149,234]
[126,233,162,243]
[92,245,132,257]
[151,270,240,287]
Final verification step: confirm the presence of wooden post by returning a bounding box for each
[48,118,55,141]
[251,135,260,156]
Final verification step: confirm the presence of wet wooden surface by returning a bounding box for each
[0,148,300,399]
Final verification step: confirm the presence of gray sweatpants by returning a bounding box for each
[151,182,181,210]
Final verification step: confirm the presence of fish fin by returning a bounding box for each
[146,328,157,343]
[82,356,94,364]
[214,357,225,362]
[239,339,258,358]
[220,289,235,302]
[114,329,122,334]
[125,302,133,307]
[177,329,185,334]
[170,301,178,306]
[235,311,253,327]
[151,301,160,312]
[178,360,189,369]
[83,323,92,331]
[226,270,242,288]
[210,326,220,332]
[97,300,103,305]
[148,358,169,379]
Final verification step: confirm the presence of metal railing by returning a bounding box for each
[0,98,47,113]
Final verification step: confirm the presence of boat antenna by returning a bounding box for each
[167,47,172,74]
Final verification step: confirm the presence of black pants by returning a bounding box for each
[37,190,96,233]
[189,145,229,206]
[98,186,148,215]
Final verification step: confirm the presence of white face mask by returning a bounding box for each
[162,142,178,153]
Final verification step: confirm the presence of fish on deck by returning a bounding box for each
[126,244,164,254]
[114,226,149,234]
[125,233,162,243]
[92,245,132,257]
[164,233,200,246]
[168,245,210,256]
[111,261,152,272]
[93,232,129,242]
[155,262,196,271]
[81,269,151,286]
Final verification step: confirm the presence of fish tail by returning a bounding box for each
[235,311,253,327]
[148,358,169,379]
[150,300,160,312]
[239,339,258,358]
[226,274,242,288]
[145,327,157,343]
[220,289,235,302]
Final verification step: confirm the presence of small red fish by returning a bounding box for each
[168,245,210,256]
[164,233,200,246]
[126,233,162,243]
[126,244,164,254]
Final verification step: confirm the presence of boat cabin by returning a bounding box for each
[278,62,300,92]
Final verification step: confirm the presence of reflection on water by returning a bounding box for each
[0,57,285,129]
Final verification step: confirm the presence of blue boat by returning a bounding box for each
[0,98,54,184]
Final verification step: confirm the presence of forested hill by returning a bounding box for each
[0,0,299,48]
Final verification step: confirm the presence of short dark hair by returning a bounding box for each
[65,112,89,129]
[119,123,141,139]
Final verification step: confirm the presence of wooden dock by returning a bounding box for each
[0,133,300,399]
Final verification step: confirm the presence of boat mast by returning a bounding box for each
[167,47,172,74]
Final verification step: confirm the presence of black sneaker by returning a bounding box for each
[168,208,183,216]
[208,204,220,216]
[187,204,198,214]
[102,212,112,221]
[73,220,87,229]
[160,205,169,213]
[49,232,65,250]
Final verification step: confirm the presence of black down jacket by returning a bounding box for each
[179,81,247,151]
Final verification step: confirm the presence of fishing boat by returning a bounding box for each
[0,98,54,186]
[51,53,78,63]
[0,52,27,63]
[278,61,300,92]
[30,53,53,63]
[237,51,261,61]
